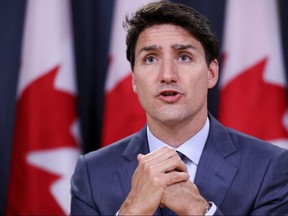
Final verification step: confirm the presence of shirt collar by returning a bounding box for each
[147,118,210,165]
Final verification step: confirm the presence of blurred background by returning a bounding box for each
[0,0,287,214]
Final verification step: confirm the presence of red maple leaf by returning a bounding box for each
[219,58,288,141]
[6,66,78,215]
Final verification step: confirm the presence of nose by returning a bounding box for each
[158,57,178,83]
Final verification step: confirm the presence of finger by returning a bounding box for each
[140,146,172,162]
[162,171,190,186]
[138,153,187,178]
[137,153,144,161]
[155,155,187,173]
[141,147,187,172]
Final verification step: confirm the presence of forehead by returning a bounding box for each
[135,24,203,52]
[142,24,190,36]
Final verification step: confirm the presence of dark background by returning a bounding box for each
[0,0,287,213]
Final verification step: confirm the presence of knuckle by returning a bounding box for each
[141,159,150,171]
[151,175,162,187]
[168,172,182,184]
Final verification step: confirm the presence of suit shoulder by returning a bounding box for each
[226,127,288,157]
[208,114,287,157]
[84,133,135,163]
[82,126,147,165]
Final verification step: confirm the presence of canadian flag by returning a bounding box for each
[102,0,158,147]
[5,0,80,215]
[219,0,288,149]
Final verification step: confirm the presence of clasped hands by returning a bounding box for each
[119,146,209,215]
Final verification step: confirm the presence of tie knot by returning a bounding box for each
[176,151,186,161]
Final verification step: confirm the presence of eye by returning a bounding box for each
[178,54,191,62]
[144,56,157,64]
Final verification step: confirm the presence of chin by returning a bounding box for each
[158,112,187,125]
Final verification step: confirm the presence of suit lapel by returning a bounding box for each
[195,115,239,207]
[116,127,149,197]
[115,127,162,215]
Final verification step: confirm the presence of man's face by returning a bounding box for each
[132,24,218,128]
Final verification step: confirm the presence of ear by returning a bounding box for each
[132,73,137,93]
[208,59,219,89]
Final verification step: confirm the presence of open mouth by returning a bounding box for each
[158,89,183,103]
[161,91,178,97]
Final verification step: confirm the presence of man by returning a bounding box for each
[70,1,288,215]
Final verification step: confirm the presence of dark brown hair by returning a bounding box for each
[124,0,219,70]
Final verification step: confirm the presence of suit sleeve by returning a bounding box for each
[70,155,99,215]
[251,148,288,215]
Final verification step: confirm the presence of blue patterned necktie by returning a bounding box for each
[161,151,187,216]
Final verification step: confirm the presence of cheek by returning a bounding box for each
[133,76,151,96]
[186,74,208,98]
[133,80,154,111]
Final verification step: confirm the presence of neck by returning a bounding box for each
[147,112,208,148]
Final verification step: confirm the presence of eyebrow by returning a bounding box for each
[137,43,198,56]
[171,44,198,51]
[137,45,159,56]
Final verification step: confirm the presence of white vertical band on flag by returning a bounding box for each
[221,0,286,88]
[18,0,76,96]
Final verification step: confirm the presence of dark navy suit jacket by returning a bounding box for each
[70,115,288,215]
